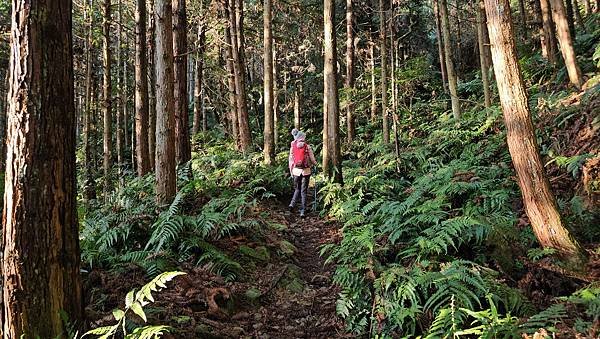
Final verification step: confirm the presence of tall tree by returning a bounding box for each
[263,0,275,164]
[433,0,448,93]
[155,0,177,204]
[294,82,301,129]
[379,0,390,143]
[539,0,558,64]
[550,0,584,88]
[564,0,577,36]
[439,0,461,119]
[369,39,377,122]
[148,0,157,169]
[477,0,492,108]
[323,0,343,183]
[518,0,528,41]
[345,0,356,143]
[193,23,206,135]
[135,0,151,175]
[173,0,191,164]
[223,0,239,146]
[116,0,125,177]
[84,0,97,200]
[3,0,83,335]
[102,0,112,200]
[483,0,586,266]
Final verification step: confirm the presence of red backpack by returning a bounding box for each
[292,141,309,169]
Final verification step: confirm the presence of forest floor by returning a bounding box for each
[85,202,347,338]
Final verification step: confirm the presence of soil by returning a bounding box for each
[84,203,347,338]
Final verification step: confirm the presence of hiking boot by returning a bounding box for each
[300,210,305,218]
[288,204,294,211]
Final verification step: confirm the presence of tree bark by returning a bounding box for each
[148,0,157,170]
[433,0,448,93]
[345,0,356,143]
[263,0,275,164]
[550,0,584,88]
[3,0,83,336]
[477,0,492,108]
[116,0,124,178]
[564,0,577,36]
[294,83,301,129]
[193,24,206,135]
[518,0,528,41]
[484,0,586,267]
[155,0,177,204]
[379,0,389,143]
[102,0,112,200]
[369,39,377,122]
[223,0,239,146]
[440,0,461,119]
[539,0,558,64]
[273,47,279,149]
[323,0,343,184]
[84,0,97,200]
[136,0,151,175]
[173,0,191,165]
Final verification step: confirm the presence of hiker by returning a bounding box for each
[288,129,317,217]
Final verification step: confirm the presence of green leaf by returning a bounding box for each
[125,290,135,308]
[130,302,147,322]
[112,309,125,321]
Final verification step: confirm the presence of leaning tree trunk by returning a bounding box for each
[440,0,461,120]
[345,0,356,143]
[433,0,448,93]
[3,0,83,336]
[379,0,390,144]
[102,0,112,201]
[263,0,275,164]
[155,0,177,204]
[477,0,492,108]
[484,0,587,267]
[135,0,151,176]
[550,0,584,88]
[540,0,558,64]
[323,0,343,184]
[173,0,191,165]
[193,23,206,135]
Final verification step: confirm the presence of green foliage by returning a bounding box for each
[82,272,185,339]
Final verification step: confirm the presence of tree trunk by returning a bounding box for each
[294,83,301,129]
[84,0,97,200]
[484,0,586,267]
[369,39,377,122]
[433,0,448,93]
[155,0,177,204]
[229,0,251,152]
[379,0,389,143]
[440,0,461,119]
[477,0,492,108]
[193,24,206,135]
[550,0,584,88]
[345,0,356,143]
[173,0,191,165]
[323,0,343,184]
[3,0,83,336]
[572,0,584,28]
[263,0,275,164]
[564,0,576,37]
[273,47,279,149]
[518,0,528,41]
[223,0,239,145]
[148,0,157,170]
[102,0,112,201]
[116,0,124,178]
[539,0,558,64]
[135,0,151,176]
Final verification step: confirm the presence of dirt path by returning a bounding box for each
[85,204,345,338]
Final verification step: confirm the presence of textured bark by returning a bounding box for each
[484,0,586,267]
[550,0,584,88]
[323,0,343,184]
[223,1,239,146]
[229,0,251,152]
[273,48,279,148]
[148,0,157,169]
[102,0,112,200]
[84,0,97,200]
[155,0,177,204]
[263,0,275,164]
[369,40,377,122]
[116,0,124,176]
[3,0,83,336]
[477,0,492,108]
[433,0,448,92]
[379,0,389,143]
[136,0,151,175]
[345,0,355,143]
[193,24,206,135]
[440,0,461,119]
[539,0,558,64]
[173,0,191,164]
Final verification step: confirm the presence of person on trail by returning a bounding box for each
[288,128,317,217]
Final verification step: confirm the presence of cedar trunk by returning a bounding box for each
[102,0,112,200]
[173,0,191,164]
[193,24,206,135]
[440,0,461,119]
[136,0,151,175]
[148,0,157,169]
[345,0,356,143]
[369,40,377,121]
[433,0,448,92]
[483,0,586,267]
[116,0,124,176]
[379,0,389,143]
[84,0,97,200]
[155,0,177,204]
[223,0,239,145]
[540,0,558,64]
[263,0,275,164]
[477,0,492,108]
[3,0,83,336]
[550,0,584,88]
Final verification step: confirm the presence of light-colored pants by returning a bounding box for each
[290,174,310,212]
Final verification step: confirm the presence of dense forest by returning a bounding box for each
[0,0,599,337]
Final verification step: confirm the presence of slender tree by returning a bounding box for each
[564,0,576,36]
[518,0,528,41]
[379,0,390,143]
[477,0,492,108]
[102,0,112,200]
[84,0,97,200]
[345,0,356,142]
[433,0,448,92]
[294,83,301,129]
[263,0,275,164]
[173,0,191,164]
[155,0,177,203]
[135,0,151,175]
[440,0,461,119]
[323,0,343,183]
[369,39,377,122]
[540,0,558,64]
[550,0,584,88]
[484,0,586,266]
[3,0,83,335]
[116,0,124,177]
[193,23,206,135]
[223,0,239,146]
[148,0,157,169]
